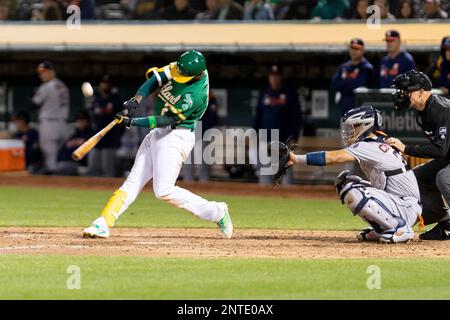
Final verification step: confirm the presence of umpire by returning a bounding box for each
[387,70,450,240]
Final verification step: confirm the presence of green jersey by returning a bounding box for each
[155,71,209,130]
[136,63,209,131]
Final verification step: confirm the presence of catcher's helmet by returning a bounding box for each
[392,70,432,110]
[342,105,382,147]
[171,50,206,83]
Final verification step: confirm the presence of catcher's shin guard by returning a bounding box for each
[343,187,401,232]
[101,189,127,227]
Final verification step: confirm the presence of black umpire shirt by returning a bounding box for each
[404,95,450,159]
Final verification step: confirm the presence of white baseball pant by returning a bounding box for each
[115,127,225,223]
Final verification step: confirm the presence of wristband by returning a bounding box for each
[131,116,157,129]
[306,151,326,166]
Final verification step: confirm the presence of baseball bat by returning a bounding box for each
[72,119,120,161]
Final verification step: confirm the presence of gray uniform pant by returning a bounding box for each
[414,159,450,225]
[38,119,67,172]
[87,148,117,177]
[345,186,421,232]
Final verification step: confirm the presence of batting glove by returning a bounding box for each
[115,113,133,129]
[122,97,139,117]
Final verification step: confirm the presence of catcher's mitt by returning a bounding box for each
[269,141,295,185]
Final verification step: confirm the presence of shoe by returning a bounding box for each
[419,220,450,241]
[356,228,380,241]
[379,225,414,244]
[83,217,110,238]
[217,203,233,239]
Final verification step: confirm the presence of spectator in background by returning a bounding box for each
[311,0,349,20]
[88,75,123,177]
[133,0,163,19]
[0,1,10,20]
[43,0,63,20]
[55,111,93,176]
[160,0,197,19]
[243,0,274,20]
[121,0,140,17]
[281,0,313,20]
[10,111,43,174]
[32,61,70,174]
[378,30,416,88]
[213,0,243,20]
[254,65,301,185]
[351,0,369,19]
[422,0,448,19]
[395,0,416,19]
[70,0,96,20]
[31,0,63,20]
[196,0,219,19]
[331,38,374,116]
[439,37,450,95]
[272,0,289,19]
[426,36,449,85]
[374,0,396,21]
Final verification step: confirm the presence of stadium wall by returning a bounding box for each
[0,22,449,52]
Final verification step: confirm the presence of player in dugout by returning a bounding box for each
[378,30,416,88]
[331,38,375,116]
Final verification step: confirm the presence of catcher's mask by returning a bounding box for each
[392,70,432,110]
[342,105,382,147]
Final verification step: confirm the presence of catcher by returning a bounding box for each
[273,105,422,243]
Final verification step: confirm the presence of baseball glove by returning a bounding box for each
[270,141,295,185]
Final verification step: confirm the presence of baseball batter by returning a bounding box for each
[285,106,422,243]
[83,50,233,239]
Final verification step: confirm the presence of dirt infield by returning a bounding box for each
[1,174,449,259]
[0,174,336,199]
[1,227,449,259]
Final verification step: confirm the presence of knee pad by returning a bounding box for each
[342,187,366,214]
[343,188,404,233]
[336,172,372,204]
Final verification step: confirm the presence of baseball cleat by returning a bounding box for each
[419,220,450,241]
[217,203,233,239]
[83,217,110,238]
[378,226,414,244]
[356,228,381,241]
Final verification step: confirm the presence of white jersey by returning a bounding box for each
[32,78,70,121]
[346,137,420,200]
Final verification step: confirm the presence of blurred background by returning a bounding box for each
[0,0,449,184]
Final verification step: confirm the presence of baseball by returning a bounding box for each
[81,82,94,97]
